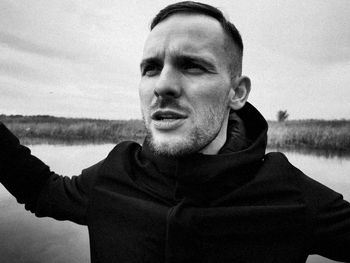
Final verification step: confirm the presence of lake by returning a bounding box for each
[0,144,349,263]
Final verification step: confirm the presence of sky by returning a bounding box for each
[0,0,349,120]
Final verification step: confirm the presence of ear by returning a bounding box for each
[228,76,251,110]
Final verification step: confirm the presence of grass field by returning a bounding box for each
[1,114,349,154]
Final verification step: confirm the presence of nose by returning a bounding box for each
[154,66,181,98]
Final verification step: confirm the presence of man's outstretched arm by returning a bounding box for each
[0,122,101,225]
[297,169,350,262]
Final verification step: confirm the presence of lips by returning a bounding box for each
[151,110,187,130]
[151,110,187,121]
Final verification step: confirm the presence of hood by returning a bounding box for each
[137,102,268,203]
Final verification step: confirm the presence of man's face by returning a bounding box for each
[139,14,234,156]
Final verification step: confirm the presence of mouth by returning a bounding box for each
[151,110,187,121]
[151,110,187,130]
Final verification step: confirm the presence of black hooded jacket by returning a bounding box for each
[1,103,350,263]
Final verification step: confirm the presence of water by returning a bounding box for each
[0,144,349,263]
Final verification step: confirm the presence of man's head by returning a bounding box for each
[139,1,251,157]
[151,1,244,77]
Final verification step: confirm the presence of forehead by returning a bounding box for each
[142,14,228,61]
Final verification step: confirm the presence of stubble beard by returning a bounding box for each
[143,105,227,157]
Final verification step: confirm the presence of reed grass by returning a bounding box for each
[267,120,350,152]
[0,115,145,145]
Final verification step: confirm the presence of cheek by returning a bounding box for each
[212,80,232,103]
[138,92,149,121]
[138,82,153,107]
[194,85,230,109]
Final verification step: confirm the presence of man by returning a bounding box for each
[0,1,349,263]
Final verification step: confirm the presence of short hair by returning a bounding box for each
[150,1,243,76]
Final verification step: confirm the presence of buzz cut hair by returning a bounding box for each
[150,1,243,76]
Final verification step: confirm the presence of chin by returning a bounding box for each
[152,138,190,157]
[147,133,199,157]
[145,118,223,157]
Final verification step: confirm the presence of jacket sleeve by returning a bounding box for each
[300,170,350,261]
[0,122,102,225]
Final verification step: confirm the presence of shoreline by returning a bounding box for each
[1,116,349,156]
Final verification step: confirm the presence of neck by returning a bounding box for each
[199,113,229,155]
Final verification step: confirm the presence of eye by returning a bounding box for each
[182,62,206,74]
[141,64,161,77]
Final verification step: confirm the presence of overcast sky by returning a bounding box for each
[0,0,349,120]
